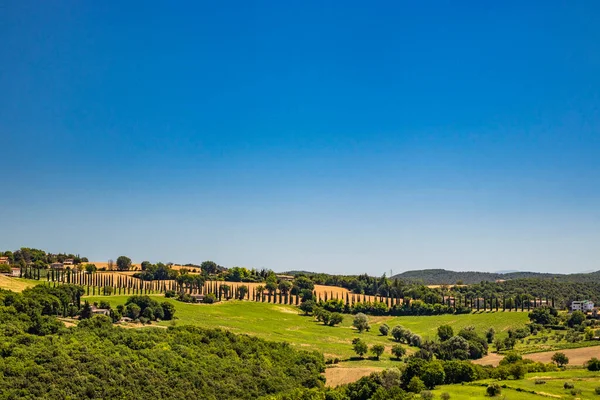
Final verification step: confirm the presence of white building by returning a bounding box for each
[571,300,594,313]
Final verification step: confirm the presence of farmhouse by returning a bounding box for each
[0,257,9,265]
[50,262,64,270]
[571,300,594,313]
[62,259,74,266]
[276,274,294,282]
[10,268,20,277]
[91,306,110,316]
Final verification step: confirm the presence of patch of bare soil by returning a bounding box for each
[474,346,600,367]
[324,366,383,387]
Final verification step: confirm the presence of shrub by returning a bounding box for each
[486,383,501,397]
[203,293,217,304]
[420,390,434,400]
[551,352,569,367]
[370,344,385,360]
[437,325,454,341]
[353,313,370,333]
[407,376,426,393]
[379,323,389,336]
[391,344,406,360]
[329,312,343,326]
[352,338,368,358]
[441,392,450,400]
[534,380,546,385]
[587,357,600,371]
[595,387,600,395]
[164,290,176,298]
[563,382,574,389]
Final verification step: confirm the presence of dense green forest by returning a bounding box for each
[0,287,326,399]
[391,268,600,285]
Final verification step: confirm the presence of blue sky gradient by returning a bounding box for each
[1,1,599,274]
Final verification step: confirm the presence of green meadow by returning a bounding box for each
[432,370,600,399]
[85,295,528,367]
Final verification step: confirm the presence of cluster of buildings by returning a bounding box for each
[571,300,595,313]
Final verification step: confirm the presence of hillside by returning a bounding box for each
[392,268,600,285]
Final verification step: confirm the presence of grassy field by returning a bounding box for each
[432,370,600,399]
[0,276,39,292]
[85,295,529,368]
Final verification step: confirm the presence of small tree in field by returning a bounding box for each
[353,313,370,333]
[237,285,248,300]
[391,344,406,360]
[329,312,344,326]
[437,325,454,341]
[486,327,495,344]
[299,300,316,315]
[552,352,569,367]
[379,323,390,336]
[371,344,385,360]
[116,256,132,271]
[352,338,368,358]
[486,383,501,397]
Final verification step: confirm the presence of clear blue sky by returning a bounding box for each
[1,1,599,274]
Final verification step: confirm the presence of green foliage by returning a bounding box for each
[551,352,569,367]
[528,306,558,325]
[84,263,97,273]
[420,390,434,400]
[202,293,217,304]
[407,376,426,393]
[370,344,385,360]
[420,360,445,389]
[499,351,522,365]
[300,300,316,315]
[0,298,326,399]
[587,357,600,371]
[486,383,501,396]
[125,295,175,321]
[352,313,370,333]
[391,344,406,360]
[135,262,179,281]
[352,338,368,357]
[485,327,495,344]
[437,325,454,341]
[116,256,132,271]
[568,311,586,327]
[379,323,389,336]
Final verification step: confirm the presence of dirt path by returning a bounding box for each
[474,346,600,366]
[324,366,383,387]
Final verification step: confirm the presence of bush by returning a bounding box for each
[352,338,368,358]
[587,357,600,371]
[534,380,546,385]
[370,344,385,360]
[407,376,426,393]
[441,392,450,400]
[563,382,574,389]
[421,390,434,400]
[329,312,344,326]
[353,313,370,333]
[379,323,389,336]
[595,387,600,395]
[486,383,501,397]
[203,293,217,304]
[391,344,406,360]
[164,290,176,298]
[551,352,569,367]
